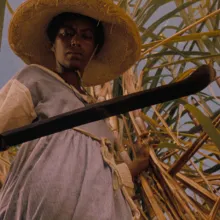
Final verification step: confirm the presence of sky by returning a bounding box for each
[0,0,25,87]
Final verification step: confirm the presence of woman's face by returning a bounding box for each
[52,17,96,74]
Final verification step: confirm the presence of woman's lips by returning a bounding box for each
[66,52,83,60]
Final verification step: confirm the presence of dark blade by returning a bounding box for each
[0,65,215,151]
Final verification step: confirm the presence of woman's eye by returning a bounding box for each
[82,33,94,40]
[62,29,75,37]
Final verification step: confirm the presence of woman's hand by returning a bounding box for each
[127,147,149,178]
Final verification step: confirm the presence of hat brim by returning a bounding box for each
[8,0,141,86]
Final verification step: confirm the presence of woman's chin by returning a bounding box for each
[65,61,82,71]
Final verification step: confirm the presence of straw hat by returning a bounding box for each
[8,0,141,86]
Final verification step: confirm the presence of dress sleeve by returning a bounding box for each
[0,73,37,186]
[0,77,37,134]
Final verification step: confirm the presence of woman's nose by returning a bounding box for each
[71,34,81,47]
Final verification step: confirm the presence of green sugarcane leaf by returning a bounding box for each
[146,0,200,33]
[184,104,220,150]
[117,0,128,10]
[158,142,184,150]
[0,0,7,49]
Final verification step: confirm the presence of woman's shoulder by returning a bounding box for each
[14,64,53,81]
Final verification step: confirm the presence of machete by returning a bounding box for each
[0,64,216,151]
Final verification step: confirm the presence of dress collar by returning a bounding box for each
[30,64,95,104]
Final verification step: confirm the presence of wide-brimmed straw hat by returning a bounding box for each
[8,0,141,86]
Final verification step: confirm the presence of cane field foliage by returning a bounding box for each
[0,0,220,219]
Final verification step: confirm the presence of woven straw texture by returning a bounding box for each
[8,0,141,86]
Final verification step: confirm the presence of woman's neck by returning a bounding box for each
[56,65,86,94]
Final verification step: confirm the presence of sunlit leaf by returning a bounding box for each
[157,142,184,150]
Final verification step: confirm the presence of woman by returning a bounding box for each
[0,0,143,219]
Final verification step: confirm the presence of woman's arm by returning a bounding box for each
[0,77,37,134]
[0,71,37,186]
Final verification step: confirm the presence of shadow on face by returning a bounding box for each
[47,13,105,74]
